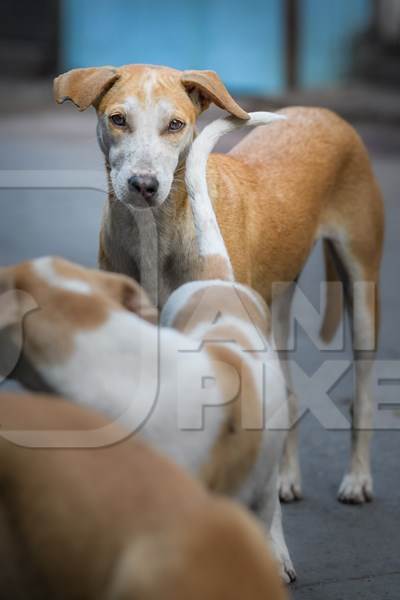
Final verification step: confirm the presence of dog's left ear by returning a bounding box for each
[54,66,120,111]
[181,70,249,120]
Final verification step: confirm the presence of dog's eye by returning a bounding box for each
[110,113,126,127]
[168,119,185,132]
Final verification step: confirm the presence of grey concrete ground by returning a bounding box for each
[0,94,399,599]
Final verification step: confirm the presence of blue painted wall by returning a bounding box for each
[61,0,372,95]
[299,0,372,87]
[61,0,284,94]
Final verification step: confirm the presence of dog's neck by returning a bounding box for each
[105,161,202,306]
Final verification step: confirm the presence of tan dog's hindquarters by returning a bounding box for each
[261,110,384,504]
[0,393,287,600]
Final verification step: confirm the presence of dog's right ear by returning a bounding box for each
[53,67,120,111]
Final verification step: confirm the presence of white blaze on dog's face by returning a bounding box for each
[54,64,249,209]
[97,69,196,209]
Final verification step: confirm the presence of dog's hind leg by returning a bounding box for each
[331,238,381,503]
[324,177,383,503]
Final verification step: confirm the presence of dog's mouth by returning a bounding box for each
[123,193,156,210]
[121,188,170,210]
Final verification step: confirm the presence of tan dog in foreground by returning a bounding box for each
[54,64,384,505]
[0,392,286,600]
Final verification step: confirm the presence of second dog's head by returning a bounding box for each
[54,64,249,209]
[0,257,157,393]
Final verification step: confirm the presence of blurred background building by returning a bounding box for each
[1,0,399,95]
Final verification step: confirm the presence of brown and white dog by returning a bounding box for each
[0,112,297,581]
[54,64,384,506]
[0,257,293,579]
[0,392,287,600]
[0,247,294,580]
[0,255,294,578]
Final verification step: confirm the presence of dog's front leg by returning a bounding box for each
[278,392,302,502]
[253,482,296,584]
[273,286,303,502]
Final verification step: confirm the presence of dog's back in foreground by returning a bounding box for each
[0,393,286,600]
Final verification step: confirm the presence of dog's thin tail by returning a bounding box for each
[320,239,343,343]
[186,112,286,281]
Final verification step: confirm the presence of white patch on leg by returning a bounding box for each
[278,389,302,503]
[269,497,297,583]
[272,288,303,503]
[338,471,373,504]
[278,463,302,503]
[331,243,376,504]
[338,361,374,504]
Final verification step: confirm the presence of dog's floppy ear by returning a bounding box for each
[0,276,38,330]
[53,67,120,111]
[181,70,249,120]
[95,271,159,325]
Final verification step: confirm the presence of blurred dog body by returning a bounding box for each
[0,392,287,600]
[0,256,294,580]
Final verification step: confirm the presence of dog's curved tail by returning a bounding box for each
[186,112,286,281]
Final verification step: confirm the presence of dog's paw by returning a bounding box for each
[280,556,297,584]
[278,469,302,503]
[270,540,297,584]
[338,472,373,504]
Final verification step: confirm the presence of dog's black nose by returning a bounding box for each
[128,175,159,200]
